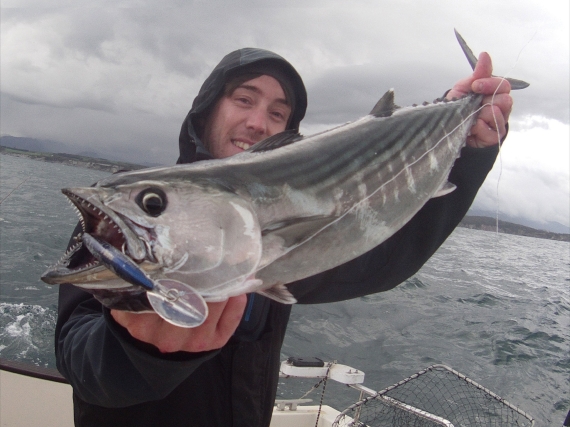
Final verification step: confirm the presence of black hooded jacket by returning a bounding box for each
[55,48,499,427]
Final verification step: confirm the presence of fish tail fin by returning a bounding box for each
[454,29,529,90]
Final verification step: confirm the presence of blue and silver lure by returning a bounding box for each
[81,233,208,328]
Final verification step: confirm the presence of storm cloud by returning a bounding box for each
[1,0,568,227]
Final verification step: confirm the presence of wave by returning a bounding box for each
[0,302,57,368]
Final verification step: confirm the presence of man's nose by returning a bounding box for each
[245,108,268,135]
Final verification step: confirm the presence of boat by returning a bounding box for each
[1,357,536,426]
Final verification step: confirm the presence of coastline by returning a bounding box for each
[458,216,570,242]
[0,145,146,173]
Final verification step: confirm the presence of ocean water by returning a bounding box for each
[1,154,568,426]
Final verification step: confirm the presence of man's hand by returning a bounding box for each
[111,294,247,354]
[446,52,513,148]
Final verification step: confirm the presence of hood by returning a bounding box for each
[176,48,307,164]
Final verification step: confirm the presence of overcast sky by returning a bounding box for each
[1,1,568,227]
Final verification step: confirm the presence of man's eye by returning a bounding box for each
[235,97,251,105]
[271,111,288,122]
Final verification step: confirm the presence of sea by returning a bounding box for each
[0,153,568,426]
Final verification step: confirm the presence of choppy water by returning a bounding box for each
[1,154,568,426]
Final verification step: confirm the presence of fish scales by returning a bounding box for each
[268,101,469,198]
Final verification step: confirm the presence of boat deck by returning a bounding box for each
[0,366,340,427]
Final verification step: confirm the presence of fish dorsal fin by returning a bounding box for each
[370,89,398,117]
[247,130,303,153]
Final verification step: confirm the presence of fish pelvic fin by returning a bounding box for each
[454,29,529,90]
[257,283,297,304]
[432,181,457,198]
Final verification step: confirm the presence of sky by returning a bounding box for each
[1,1,569,228]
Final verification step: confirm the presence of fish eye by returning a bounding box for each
[136,187,167,217]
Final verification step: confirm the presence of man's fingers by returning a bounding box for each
[478,105,506,131]
[482,93,513,123]
[467,117,504,148]
[111,310,163,344]
[185,297,246,351]
[111,296,248,354]
[473,77,511,96]
[471,52,493,81]
[216,294,248,337]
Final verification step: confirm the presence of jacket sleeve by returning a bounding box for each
[55,278,220,407]
[287,144,499,303]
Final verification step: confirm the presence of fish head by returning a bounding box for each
[42,177,263,299]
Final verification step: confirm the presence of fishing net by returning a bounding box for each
[333,364,534,427]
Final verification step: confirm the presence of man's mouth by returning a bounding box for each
[232,139,254,150]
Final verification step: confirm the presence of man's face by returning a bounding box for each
[202,75,292,159]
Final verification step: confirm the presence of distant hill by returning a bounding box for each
[467,208,569,235]
[0,135,163,168]
[459,216,569,242]
[0,135,71,154]
[0,145,146,173]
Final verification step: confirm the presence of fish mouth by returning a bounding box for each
[41,189,152,286]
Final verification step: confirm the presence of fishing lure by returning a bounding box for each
[81,233,208,327]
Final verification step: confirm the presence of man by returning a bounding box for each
[56,47,512,426]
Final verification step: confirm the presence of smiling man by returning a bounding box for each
[201,74,293,158]
[176,52,307,165]
[56,47,512,427]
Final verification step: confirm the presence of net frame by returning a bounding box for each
[333,364,535,427]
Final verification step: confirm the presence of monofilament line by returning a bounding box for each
[489,28,538,234]
[0,176,31,205]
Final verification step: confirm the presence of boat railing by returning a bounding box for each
[0,357,68,383]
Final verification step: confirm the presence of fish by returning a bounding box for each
[41,31,528,327]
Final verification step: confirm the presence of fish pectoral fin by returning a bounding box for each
[262,215,338,249]
[432,181,457,198]
[246,130,303,153]
[257,283,297,304]
[258,215,338,270]
[369,89,399,118]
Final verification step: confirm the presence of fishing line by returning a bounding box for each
[0,176,31,205]
[488,28,538,234]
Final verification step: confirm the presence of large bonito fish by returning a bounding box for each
[42,31,528,327]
